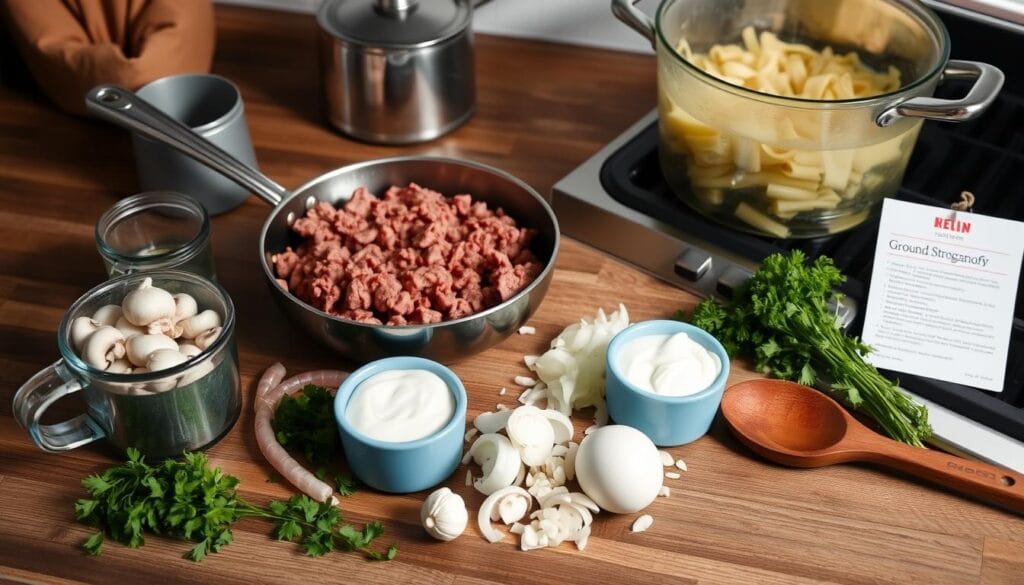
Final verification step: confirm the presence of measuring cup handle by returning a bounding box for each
[13,360,106,453]
[84,84,290,207]
[876,60,1005,127]
[612,0,655,47]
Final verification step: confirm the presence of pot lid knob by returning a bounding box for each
[318,0,471,48]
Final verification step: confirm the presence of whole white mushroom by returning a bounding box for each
[126,334,179,367]
[81,326,127,371]
[122,277,176,327]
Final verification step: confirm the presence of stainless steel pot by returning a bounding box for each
[85,85,558,364]
[613,0,1005,238]
[318,0,475,144]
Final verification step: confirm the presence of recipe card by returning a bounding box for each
[861,199,1024,392]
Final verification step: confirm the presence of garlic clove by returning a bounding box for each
[122,277,177,327]
[91,304,123,327]
[126,334,179,367]
[115,315,148,339]
[70,317,102,352]
[420,487,468,542]
[172,293,199,322]
[180,310,222,339]
[193,326,222,350]
[81,326,127,371]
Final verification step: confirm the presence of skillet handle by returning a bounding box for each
[612,0,655,48]
[85,85,289,207]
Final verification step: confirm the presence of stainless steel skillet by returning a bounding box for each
[84,85,559,364]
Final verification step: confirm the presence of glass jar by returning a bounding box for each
[95,191,216,278]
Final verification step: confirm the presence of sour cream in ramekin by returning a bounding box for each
[616,332,722,397]
[345,369,455,442]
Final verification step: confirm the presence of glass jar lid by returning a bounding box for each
[317,0,471,49]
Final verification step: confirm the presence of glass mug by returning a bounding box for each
[95,192,217,279]
[13,271,240,458]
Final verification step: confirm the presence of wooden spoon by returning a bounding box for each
[721,379,1024,514]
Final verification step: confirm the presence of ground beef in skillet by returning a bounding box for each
[272,183,543,325]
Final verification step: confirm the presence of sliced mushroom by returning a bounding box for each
[82,326,126,370]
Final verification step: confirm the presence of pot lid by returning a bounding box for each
[317,0,471,48]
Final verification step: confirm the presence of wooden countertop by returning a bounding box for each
[1,6,1021,584]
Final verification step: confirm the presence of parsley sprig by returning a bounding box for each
[74,449,396,562]
[687,250,931,446]
[273,384,359,498]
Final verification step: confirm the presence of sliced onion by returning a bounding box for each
[498,493,530,525]
[568,492,600,513]
[474,410,513,434]
[541,409,574,444]
[507,405,555,466]
[575,525,591,550]
[564,441,579,481]
[468,433,522,495]
[479,486,532,544]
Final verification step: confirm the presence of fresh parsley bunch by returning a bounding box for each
[75,449,395,562]
[687,250,931,446]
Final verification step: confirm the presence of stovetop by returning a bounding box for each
[552,8,1024,471]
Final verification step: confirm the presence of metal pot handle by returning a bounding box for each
[612,0,656,47]
[85,85,290,207]
[876,60,1004,127]
[13,360,106,453]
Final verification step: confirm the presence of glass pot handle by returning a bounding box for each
[876,61,1005,127]
[13,360,106,453]
[612,0,655,47]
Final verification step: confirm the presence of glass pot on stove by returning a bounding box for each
[613,0,1004,238]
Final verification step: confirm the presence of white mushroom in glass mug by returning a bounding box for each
[177,343,202,358]
[91,304,123,327]
[70,317,102,352]
[126,333,179,367]
[177,358,215,387]
[173,293,199,322]
[115,315,148,339]
[107,358,134,374]
[81,326,127,370]
[145,348,189,392]
[121,277,176,327]
[180,309,222,340]
[193,326,222,350]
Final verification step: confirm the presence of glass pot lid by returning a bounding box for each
[317,0,472,49]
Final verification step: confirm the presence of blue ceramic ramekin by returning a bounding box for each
[334,356,467,493]
[605,320,730,447]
